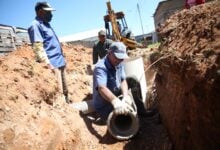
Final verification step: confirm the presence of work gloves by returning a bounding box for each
[111,97,133,115]
[122,95,132,106]
[33,42,55,69]
[33,42,49,64]
[91,64,95,71]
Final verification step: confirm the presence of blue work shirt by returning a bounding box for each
[93,56,126,119]
[28,17,66,68]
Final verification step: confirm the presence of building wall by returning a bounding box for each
[154,0,214,29]
[154,0,185,29]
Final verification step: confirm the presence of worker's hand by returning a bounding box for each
[91,64,95,71]
[122,95,135,113]
[111,98,131,115]
[42,63,54,70]
[33,42,49,64]
[49,64,55,70]
[122,95,132,105]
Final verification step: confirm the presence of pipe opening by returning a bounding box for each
[113,114,132,131]
[107,112,139,140]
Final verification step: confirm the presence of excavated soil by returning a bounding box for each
[2,2,219,149]
[0,43,171,150]
[155,1,220,150]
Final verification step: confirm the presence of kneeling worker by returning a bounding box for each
[93,42,132,121]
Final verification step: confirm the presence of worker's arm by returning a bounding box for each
[120,65,128,97]
[32,42,50,64]
[95,66,131,114]
[98,85,117,103]
[28,24,50,64]
[120,79,133,105]
[93,44,99,64]
[98,85,130,114]
[120,79,129,97]
[94,66,117,102]
[120,65,132,105]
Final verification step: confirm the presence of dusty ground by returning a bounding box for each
[2,2,218,149]
[0,43,171,150]
[155,1,220,149]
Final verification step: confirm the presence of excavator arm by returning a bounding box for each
[106,1,121,41]
[105,1,143,49]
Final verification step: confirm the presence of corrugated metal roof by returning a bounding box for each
[59,28,105,42]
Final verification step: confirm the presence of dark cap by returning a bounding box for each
[109,42,129,59]
[35,2,55,12]
[98,30,106,36]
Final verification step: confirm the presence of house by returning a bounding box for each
[153,0,185,31]
[153,0,214,42]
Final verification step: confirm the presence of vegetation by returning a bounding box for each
[147,42,160,48]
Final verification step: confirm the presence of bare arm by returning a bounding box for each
[98,85,117,103]
[98,79,128,103]
[120,79,129,97]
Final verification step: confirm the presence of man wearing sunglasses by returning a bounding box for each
[28,2,69,103]
[93,42,132,121]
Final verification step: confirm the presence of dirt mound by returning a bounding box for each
[0,45,83,149]
[0,44,172,149]
[0,45,116,150]
[155,1,220,149]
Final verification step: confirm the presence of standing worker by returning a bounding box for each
[93,41,132,121]
[28,2,69,103]
[92,30,113,65]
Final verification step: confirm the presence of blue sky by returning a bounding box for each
[0,0,163,37]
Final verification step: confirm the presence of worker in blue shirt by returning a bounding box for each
[93,42,132,121]
[28,2,68,103]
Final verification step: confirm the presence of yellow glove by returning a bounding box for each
[33,42,49,64]
[91,64,95,71]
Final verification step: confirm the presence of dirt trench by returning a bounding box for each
[0,1,219,149]
[154,1,220,150]
[0,44,171,150]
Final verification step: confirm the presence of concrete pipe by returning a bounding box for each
[107,110,139,140]
[123,57,147,107]
[107,91,139,140]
